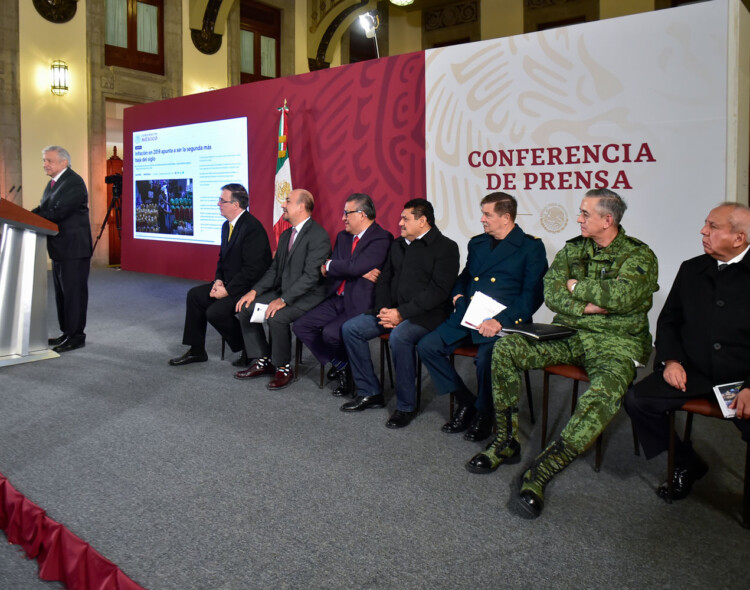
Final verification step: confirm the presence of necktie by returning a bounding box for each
[718,263,728,272]
[288,227,297,252]
[50,180,56,188]
[337,236,359,296]
[228,223,234,242]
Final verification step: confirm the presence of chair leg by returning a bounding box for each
[221,337,226,361]
[684,413,694,443]
[319,363,325,389]
[667,410,676,504]
[524,370,535,424]
[416,357,422,413]
[449,392,455,420]
[541,372,550,449]
[594,434,603,472]
[294,338,302,381]
[743,443,750,529]
[570,380,579,414]
[386,343,394,388]
[632,422,641,456]
[380,339,386,389]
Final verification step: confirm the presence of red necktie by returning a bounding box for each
[50,180,56,188]
[337,236,359,296]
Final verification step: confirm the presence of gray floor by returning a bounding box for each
[1,268,748,590]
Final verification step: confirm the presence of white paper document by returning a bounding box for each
[460,291,506,330]
[249,303,268,323]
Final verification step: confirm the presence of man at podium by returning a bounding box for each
[31,146,92,353]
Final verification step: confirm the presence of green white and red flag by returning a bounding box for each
[272,99,292,246]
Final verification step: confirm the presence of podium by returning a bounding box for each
[0,199,59,367]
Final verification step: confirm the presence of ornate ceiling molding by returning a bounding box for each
[424,0,477,32]
[191,0,223,55]
[32,0,77,24]
[309,0,369,71]
[526,0,580,9]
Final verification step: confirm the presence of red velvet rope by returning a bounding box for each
[0,472,146,590]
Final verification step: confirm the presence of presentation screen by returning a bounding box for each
[132,116,248,245]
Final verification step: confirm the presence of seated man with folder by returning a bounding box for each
[467,189,659,520]
[624,202,750,501]
[417,192,547,441]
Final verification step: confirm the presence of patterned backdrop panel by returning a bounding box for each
[122,52,426,280]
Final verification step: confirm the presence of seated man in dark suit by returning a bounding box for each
[293,193,393,396]
[625,202,750,500]
[32,145,92,353]
[418,192,547,441]
[234,188,332,390]
[340,198,460,429]
[169,184,271,366]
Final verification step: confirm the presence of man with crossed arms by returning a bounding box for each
[293,193,392,396]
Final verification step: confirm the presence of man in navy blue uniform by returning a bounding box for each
[418,192,548,440]
[293,193,392,395]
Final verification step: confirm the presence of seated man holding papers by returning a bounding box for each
[418,192,547,441]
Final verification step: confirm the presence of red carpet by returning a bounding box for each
[0,472,145,590]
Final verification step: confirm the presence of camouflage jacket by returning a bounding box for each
[544,227,659,365]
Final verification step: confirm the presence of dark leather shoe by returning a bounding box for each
[464,412,494,441]
[53,337,85,353]
[169,349,208,366]
[48,335,66,346]
[442,404,476,434]
[327,365,343,380]
[515,489,544,519]
[231,351,250,368]
[386,409,417,429]
[340,394,385,412]
[331,366,353,397]
[267,368,294,390]
[656,459,709,501]
[466,439,521,474]
[234,360,275,380]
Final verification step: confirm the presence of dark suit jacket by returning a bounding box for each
[326,222,393,317]
[437,225,548,345]
[371,226,460,331]
[32,167,92,260]
[644,253,750,397]
[217,211,272,298]
[252,217,332,312]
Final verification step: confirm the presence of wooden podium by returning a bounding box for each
[0,199,59,366]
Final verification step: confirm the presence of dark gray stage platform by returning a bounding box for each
[1,268,748,589]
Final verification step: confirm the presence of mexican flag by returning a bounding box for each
[272,99,292,246]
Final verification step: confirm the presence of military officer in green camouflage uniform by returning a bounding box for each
[466,188,658,519]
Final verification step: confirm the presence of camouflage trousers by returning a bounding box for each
[491,333,636,454]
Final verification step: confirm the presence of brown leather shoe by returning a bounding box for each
[267,367,294,390]
[234,359,275,380]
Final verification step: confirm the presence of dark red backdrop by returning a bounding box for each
[122,52,426,281]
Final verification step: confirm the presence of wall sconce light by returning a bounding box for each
[50,60,69,96]
[390,0,414,6]
[358,11,380,58]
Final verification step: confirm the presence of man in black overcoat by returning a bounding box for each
[169,184,271,367]
[340,198,460,429]
[32,146,92,353]
[625,202,750,500]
